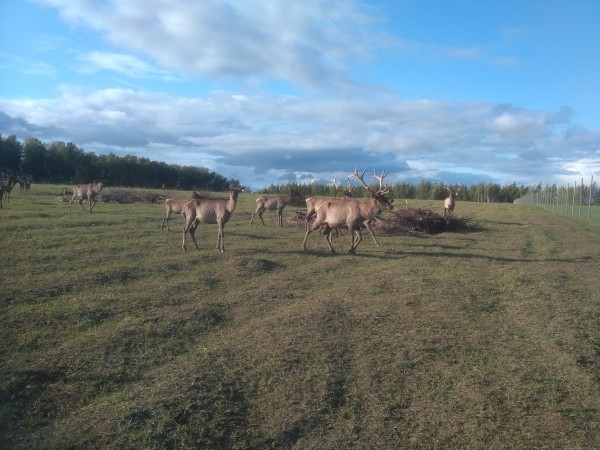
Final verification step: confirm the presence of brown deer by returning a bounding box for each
[302,168,393,254]
[304,178,353,230]
[444,187,458,216]
[0,175,18,208]
[160,190,205,231]
[69,181,104,212]
[250,187,295,226]
[181,187,244,253]
[305,177,383,247]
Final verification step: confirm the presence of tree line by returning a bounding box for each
[0,135,238,191]
[262,179,533,204]
[2,134,539,202]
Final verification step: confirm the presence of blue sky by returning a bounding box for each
[1,0,599,190]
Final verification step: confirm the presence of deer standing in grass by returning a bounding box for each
[0,175,18,209]
[69,181,104,212]
[304,178,353,230]
[444,187,458,216]
[304,178,382,247]
[181,187,244,253]
[160,190,205,231]
[302,168,393,254]
[250,187,295,226]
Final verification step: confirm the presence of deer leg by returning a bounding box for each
[189,222,201,251]
[324,226,336,253]
[302,219,323,250]
[216,223,225,253]
[305,211,314,231]
[181,218,195,251]
[181,223,189,251]
[349,226,362,254]
[364,220,380,246]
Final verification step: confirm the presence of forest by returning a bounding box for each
[1,134,535,202]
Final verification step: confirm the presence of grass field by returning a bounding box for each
[2,184,600,449]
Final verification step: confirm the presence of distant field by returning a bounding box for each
[2,184,600,449]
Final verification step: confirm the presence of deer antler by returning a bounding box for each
[351,167,373,194]
[331,178,339,193]
[372,169,391,195]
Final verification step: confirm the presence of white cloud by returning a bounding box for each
[76,52,179,80]
[39,0,377,91]
[1,87,597,189]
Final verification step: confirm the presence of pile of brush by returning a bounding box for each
[289,208,477,235]
[98,189,159,204]
[373,208,477,234]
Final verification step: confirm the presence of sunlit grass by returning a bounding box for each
[1,184,600,448]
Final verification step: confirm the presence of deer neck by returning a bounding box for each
[227,192,239,212]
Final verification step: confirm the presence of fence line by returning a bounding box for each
[513,175,599,224]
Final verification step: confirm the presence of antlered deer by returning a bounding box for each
[181,187,244,253]
[444,187,458,216]
[69,181,104,212]
[305,177,384,247]
[250,187,296,226]
[160,190,205,231]
[302,168,393,254]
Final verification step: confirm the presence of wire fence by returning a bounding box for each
[513,175,600,224]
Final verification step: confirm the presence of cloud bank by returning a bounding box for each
[2,88,596,189]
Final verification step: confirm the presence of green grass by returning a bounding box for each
[2,185,600,449]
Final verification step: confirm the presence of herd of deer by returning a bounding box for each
[158,168,456,255]
[2,169,458,254]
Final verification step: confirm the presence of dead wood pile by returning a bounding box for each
[100,189,212,204]
[289,208,477,235]
[99,189,164,204]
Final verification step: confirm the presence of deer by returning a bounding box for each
[160,190,206,231]
[304,178,382,247]
[304,178,353,230]
[444,187,458,216]
[250,187,295,226]
[69,181,104,212]
[0,175,18,208]
[302,168,394,254]
[181,187,244,253]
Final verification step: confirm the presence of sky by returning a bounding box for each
[1,0,599,190]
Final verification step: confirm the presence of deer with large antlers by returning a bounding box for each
[444,187,458,216]
[160,190,206,231]
[181,187,244,253]
[302,168,393,254]
[250,187,296,226]
[304,178,384,247]
[69,181,104,212]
